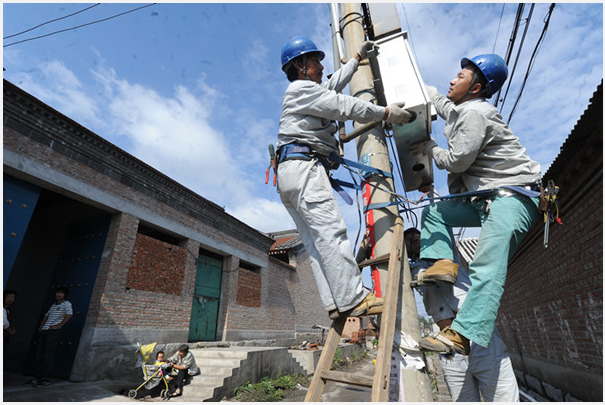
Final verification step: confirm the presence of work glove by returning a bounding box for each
[409,137,438,157]
[385,102,414,125]
[357,41,375,60]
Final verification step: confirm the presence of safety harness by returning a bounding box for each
[265,142,562,249]
[267,143,392,205]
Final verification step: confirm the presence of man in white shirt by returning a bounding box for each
[29,286,73,386]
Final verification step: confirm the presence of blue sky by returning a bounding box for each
[3,3,603,312]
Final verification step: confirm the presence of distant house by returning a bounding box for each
[3,79,330,382]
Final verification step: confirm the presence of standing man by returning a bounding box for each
[4,290,17,346]
[276,36,412,320]
[405,228,519,401]
[410,54,541,354]
[29,286,73,386]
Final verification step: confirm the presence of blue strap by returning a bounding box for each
[364,201,401,212]
[330,178,353,205]
[500,185,541,198]
[330,153,393,179]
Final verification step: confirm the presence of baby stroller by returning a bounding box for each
[128,363,171,400]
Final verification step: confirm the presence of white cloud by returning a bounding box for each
[9,59,102,128]
[227,197,294,233]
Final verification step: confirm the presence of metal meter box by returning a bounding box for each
[372,31,436,192]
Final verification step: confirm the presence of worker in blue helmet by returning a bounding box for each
[410,55,542,355]
[275,36,412,321]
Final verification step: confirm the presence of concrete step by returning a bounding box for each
[169,386,215,402]
[190,349,250,360]
[186,375,224,387]
[196,357,242,367]
[196,366,234,377]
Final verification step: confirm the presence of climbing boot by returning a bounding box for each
[418,260,458,284]
[350,292,384,317]
[418,326,470,355]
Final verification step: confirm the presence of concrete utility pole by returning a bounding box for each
[339,3,432,401]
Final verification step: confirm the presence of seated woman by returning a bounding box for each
[166,344,198,397]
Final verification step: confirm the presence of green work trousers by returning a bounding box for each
[420,194,540,347]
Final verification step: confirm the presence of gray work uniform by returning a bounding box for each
[420,86,541,348]
[276,58,385,312]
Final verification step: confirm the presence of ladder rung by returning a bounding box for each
[358,253,390,269]
[321,370,373,387]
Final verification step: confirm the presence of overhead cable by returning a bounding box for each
[400,4,419,63]
[492,4,506,53]
[4,3,156,48]
[498,3,535,114]
[507,3,556,124]
[4,3,101,40]
[494,4,524,107]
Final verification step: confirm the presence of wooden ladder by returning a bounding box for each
[304,216,406,402]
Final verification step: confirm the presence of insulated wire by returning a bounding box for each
[400,4,419,63]
[4,3,101,40]
[499,4,535,115]
[4,3,156,48]
[507,3,556,124]
[492,4,506,53]
[494,4,524,107]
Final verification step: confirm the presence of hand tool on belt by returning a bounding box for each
[538,180,562,248]
[265,144,277,186]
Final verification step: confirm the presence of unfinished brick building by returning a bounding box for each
[3,79,330,381]
[497,82,603,401]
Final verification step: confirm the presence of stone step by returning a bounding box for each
[190,349,250,359]
[196,366,234,377]
[170,386,215,402]
[196,357,242,367]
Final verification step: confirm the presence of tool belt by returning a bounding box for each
[277,144,339,173]
[274,143,352,205]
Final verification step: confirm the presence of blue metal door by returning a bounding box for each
[42,214,110,377]
[3,175,41,287]
[188,254,222,341]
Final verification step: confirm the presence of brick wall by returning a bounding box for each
[3,79,332,353]
[497,83,602,402]
[236,267,262,307]
[127,233,187,295]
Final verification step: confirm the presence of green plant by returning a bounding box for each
[332,348,344,367]
[232,374,308,402]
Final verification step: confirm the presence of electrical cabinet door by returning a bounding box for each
[373,31,436,192]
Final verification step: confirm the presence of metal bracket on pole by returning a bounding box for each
[339,120,383,143]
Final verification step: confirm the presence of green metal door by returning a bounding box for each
[188,253,222,341]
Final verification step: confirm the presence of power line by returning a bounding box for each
[494,3,524,107]
[4,3,156,48]
[507,3,556,124]
[498,4,535,114]
[400,4,419,63]
[4,3,101,40]
[492,4,506,53]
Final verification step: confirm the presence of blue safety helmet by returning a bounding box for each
[281,36,325,72]
[461,54,508,97]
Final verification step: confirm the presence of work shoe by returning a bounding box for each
[418,326,470,355]
[350,292,384,317]
[418,260,458,284]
